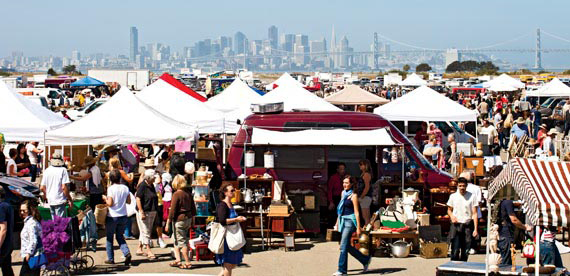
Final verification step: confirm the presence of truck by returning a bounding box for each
[87,69,150,91]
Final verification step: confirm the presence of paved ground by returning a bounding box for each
[9,236,570,276]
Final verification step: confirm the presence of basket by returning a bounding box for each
[94,204,108,225]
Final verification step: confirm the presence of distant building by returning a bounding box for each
[130,27,138,62]
[445,48,461,69]
[71,50,81,66]
[234,32,247,54]
[280,34,295,52]
[268,25,278,50]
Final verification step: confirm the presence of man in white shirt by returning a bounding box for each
[479,119,498,146]
[40,153,72,218]
[460,171,483,254]
[447,177,478,261]
[542,129,559,156]
[25,142,43,183]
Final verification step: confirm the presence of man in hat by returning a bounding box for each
[70,156,103,211]
[542,129,559,156]
[0,186,14,276]
[510,117,529,140]
[41,152,73,218]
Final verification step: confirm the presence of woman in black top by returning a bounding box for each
[215,183,246,276]
[15,143,30,175]
[135,169,158,260]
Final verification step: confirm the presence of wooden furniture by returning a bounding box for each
[268,213,296,249]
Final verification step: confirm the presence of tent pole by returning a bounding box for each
[535,224,540,276]
[484,201,491,276]
[222,119,227,165]
[401,145,405,194]
[475,120,479,143]
[43,131,47,175]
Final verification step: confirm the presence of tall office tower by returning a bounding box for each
[295,34,309,48]
[331,25,337,68]
[130,27,139,62]
[234,32,247,54]
[268,25,278,50]
[445,48,461,69]
[280,34,295,52]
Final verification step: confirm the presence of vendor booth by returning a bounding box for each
[255,84,341,112]
[0,80,69,142]
[325,85,389,109]
[525,78,570,98]
[399,73,428,87]
[265,72,304,91]
[482,74,525,90]
[70,76,105,88]
[437,158,569,275]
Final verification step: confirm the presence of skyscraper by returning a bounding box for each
[445,49,460,69]
[130,27,139,62]
[280,34,295,52]
[268,25,278,50]
[234,32,247,54]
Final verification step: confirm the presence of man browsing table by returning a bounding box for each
[447,177,478,261]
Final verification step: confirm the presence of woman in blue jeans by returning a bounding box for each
[102,170,132,265]
[333,175,371,276]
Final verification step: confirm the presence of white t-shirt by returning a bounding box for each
[41,166,70,206]
[466,183,483,218]
[543,136,553,154]
[106,184,129,217]
[447,191,476,224]
[26,144,38,165]
[86,166,102,193]
[6,158,17,176]
[480,125,498,145]
[162,184,173,202]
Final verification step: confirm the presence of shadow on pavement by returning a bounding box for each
[348,267,406,275]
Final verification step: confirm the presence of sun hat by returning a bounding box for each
[142,158,156,168]
[515,117,525,124]
[82,156,96,167]
[50,152,65,167]
[540,124,547,130]
[547,128,559,135]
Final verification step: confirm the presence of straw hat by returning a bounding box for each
[50,152,65,167]
[142,158,156,168]
[540,124,548,130]
[526,138,537,145]
[515,117,525,124]
[82,156,97,167]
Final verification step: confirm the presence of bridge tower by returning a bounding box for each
[535,28,543,70]
[373,32,379,70]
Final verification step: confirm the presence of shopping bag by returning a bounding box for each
[226,223,246,251]
[522,239,535,258]
[175,140,192,153]
[208,222,226,254]
[28,252,48,269]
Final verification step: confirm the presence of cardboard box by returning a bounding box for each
[326,229,341,242]
[420,242,448,259]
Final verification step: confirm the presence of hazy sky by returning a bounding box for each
[4,0,570,67]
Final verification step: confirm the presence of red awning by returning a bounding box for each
[159,73,207,102]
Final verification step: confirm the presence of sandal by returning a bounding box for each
[169,261,181,267]
[179,263,192,269]
[135,252,146,256]
[147,254,157,260]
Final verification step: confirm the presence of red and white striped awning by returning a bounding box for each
[489,158,570,227]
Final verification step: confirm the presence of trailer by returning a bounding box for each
[87,69,150,91]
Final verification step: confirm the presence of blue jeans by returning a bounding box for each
[499,236,513,265]
[533,124,539,139]
[124,216,133,237]
[540,241,563,268]
[50,203,67,218]
[106,216,130,262]
[338,218,369,273]
[30,164,37,183]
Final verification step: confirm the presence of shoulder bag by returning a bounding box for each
[225,223,246,251]
[208,222,226,254]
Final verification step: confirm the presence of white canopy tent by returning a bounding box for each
[482,73,525,90]
[325,85,389,105]
[206,78,261,112]
[254,84,342,112]
[399,73,427,87]
[46,87,196,145]
[487,82,519,92]
[265,72,304,90]
[0,80,69,141]
[374,86,477,122]
[137,79,237,134]
[525,78,570,97]
[251,127,398,146]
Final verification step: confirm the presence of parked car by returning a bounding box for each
[64,98,108,121]
[539,97,566,119]
[27,96,50,109]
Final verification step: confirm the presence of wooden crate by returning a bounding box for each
[420,242,448,259]
[326,229,341,242]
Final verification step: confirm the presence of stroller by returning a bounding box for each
[41,212,95,276]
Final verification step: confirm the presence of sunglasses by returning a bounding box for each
[228,189,236,192]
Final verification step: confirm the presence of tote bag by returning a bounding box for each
[208,222,226,254]
[226,223,246,251]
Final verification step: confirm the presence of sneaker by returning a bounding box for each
[363,256,371,273]
[124,235,136,240]
[159,238,167,248]
[104,260,115,265]
[469,248,476,255]
[332,272,347,276]
[124,254,132,266]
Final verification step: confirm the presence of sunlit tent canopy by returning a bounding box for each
[46,87,196,145]
[137,78,236,134]
[399,73,427,87]
[251,127,398,146]
[525,78,570,97]
[482,73,525,90]
[0,81,69,141]
[254,84,341,112]
[325,85,389,105]
[70,76,105,87]
[489,158,570,227]
[487,82,519,92]
[159,73,207,102]
[374,86,477,121]
[265,72,303,90]
[206,78,261,112]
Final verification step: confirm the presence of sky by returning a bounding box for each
[4,0,570,67]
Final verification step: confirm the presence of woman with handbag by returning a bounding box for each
[165,175,195,269]
[215,183,246,276]
[19,199,43,276]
